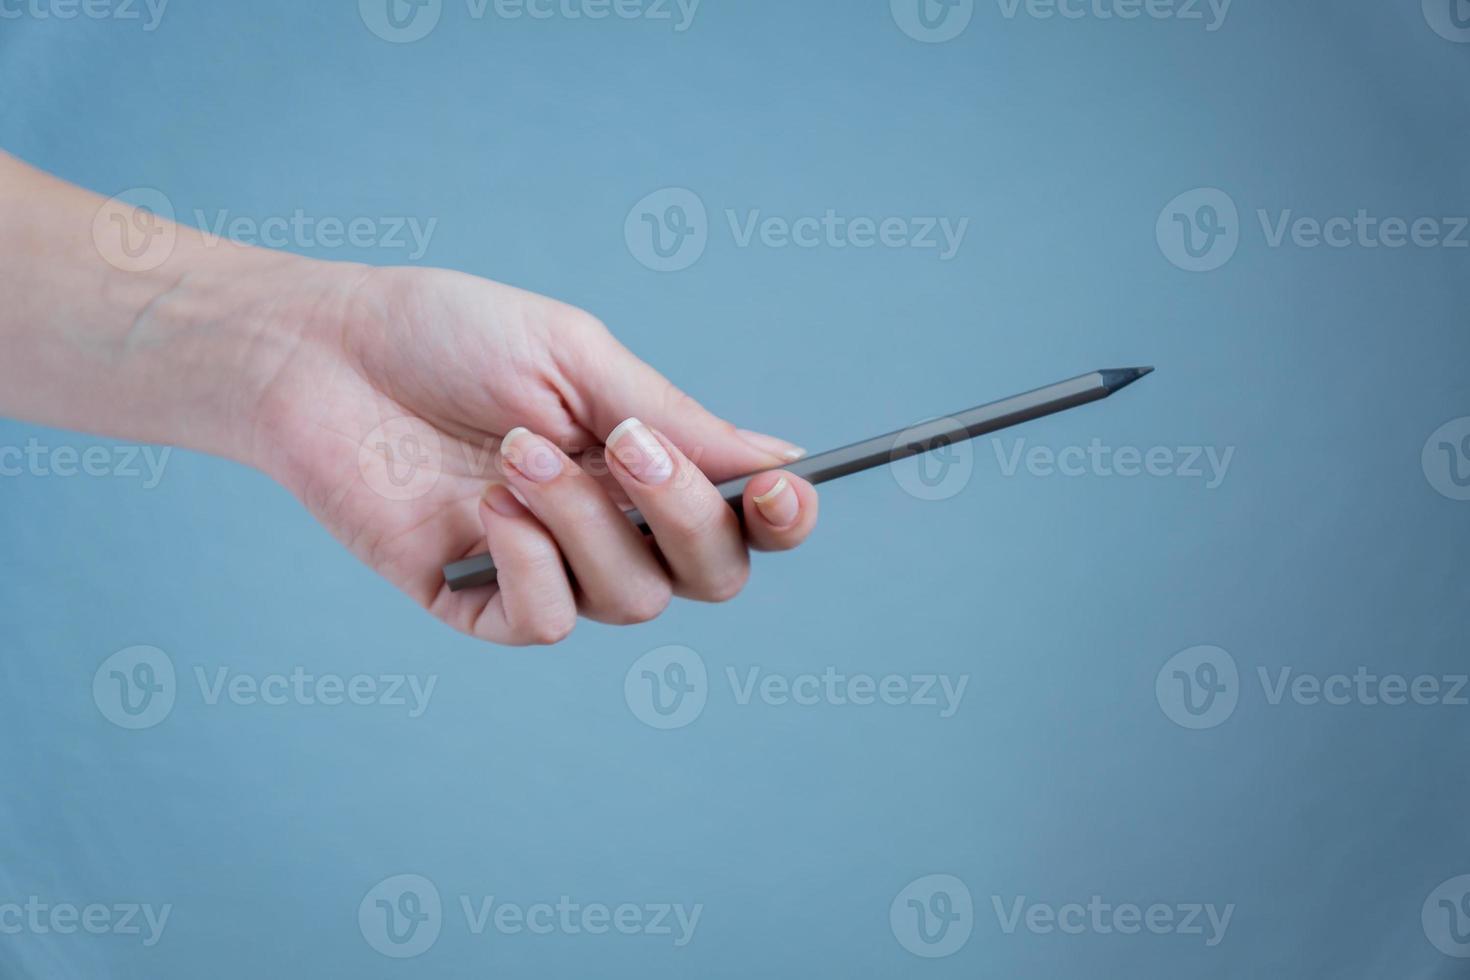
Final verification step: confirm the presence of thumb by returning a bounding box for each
[567,326,805,480]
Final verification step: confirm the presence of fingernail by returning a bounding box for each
[737,429,806,462]
[607,417,674,486]
[500,426,563,483]
[484,483,529,518]
[753,476,799,528]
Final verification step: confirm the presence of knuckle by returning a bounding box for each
[660,493,729,539]
[517,541,565,575]
[532,491,607,540]
[517,610,576,647]
[659,384,695,415]
[696,562,749,603]
[560,493,612,534]
[659,385,717,432]
[553,304,607,340]
[613,581,673,625]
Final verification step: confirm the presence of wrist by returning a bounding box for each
[141,238,365,475]
[0,153,368,483]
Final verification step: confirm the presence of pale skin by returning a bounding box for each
[0,152,819,645]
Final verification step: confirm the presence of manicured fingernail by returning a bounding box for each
[607,417,674,486]
[484,483,529,518]
[738,429,806,462]
[753,476,799,527]
[500,426,563,483]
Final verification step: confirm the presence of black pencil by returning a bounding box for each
[444,366,1153,591]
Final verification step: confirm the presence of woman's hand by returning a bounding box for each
[236,263,820,645]
[0,152,818,645]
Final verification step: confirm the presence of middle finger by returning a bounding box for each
[603,417,750,603]
[499,426,673,625]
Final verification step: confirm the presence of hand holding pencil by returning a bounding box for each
[0,151,1149,646]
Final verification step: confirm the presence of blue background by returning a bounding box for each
[2,0,1468,976]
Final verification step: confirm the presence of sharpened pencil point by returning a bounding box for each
[1099,366,1155,393]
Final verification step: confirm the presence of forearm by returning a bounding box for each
[0,151,316,467]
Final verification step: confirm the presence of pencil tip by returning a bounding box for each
[1099,366,1155,393]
